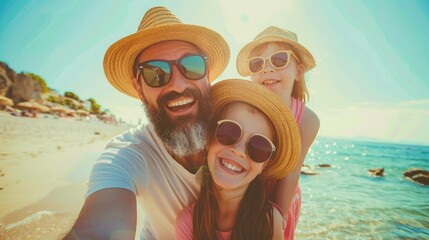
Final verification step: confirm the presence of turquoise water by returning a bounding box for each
[297,138,429,239]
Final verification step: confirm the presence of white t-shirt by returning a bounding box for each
[86,123,202,239]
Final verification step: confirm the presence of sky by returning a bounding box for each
[1,0,428,146]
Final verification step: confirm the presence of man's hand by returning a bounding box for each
[63,188,137,240]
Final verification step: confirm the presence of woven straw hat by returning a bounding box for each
[211,79,301,180]
[237,26,316,76]
[103,6,230,98]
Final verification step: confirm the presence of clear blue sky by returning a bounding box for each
[1,0,428,145]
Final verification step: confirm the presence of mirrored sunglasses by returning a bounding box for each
[215,119,276,163]
[138,54,208,88]
[248,50,300,74]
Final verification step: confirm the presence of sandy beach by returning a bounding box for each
[0,113,132,239]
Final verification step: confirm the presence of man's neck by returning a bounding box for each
[172,152,205,174]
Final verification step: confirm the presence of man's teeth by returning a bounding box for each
[263,80,278,85]
[221,159,243,173]
[167,98,194,108]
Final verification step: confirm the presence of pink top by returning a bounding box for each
[291,97,305,126]
[284,97,305,240]
[175,202,286,240]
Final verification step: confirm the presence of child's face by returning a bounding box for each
[249,43,302,100]
[207,102,274,193]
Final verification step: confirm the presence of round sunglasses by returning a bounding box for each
[248,50,300,74]
[215,119,276,163]
[137,54,208,88]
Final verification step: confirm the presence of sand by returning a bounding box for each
[0,113,132,239]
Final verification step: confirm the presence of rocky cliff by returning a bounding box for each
[0,62,43,104]
[0,62,17,96]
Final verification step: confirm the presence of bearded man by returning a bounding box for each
[64,6,229,240]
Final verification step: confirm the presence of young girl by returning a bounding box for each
[175,79,301,240]
[236,26,320,239]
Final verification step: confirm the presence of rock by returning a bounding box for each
[8,73,43,104]
[403,168,429,186]
[411,174,429,185]
[404,168,429,178]
[0,61,17,96]
[316,164,331,168]
[368,168,384,177]
[301,165,319,175]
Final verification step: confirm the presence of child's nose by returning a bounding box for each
[262,59,275,73]
[230,138,247,159]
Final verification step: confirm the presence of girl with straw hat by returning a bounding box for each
[236,26,320,239]
[176,79,301,240]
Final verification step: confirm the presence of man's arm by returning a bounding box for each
[63,188,137,240]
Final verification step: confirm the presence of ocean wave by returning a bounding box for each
[3,210,57,230]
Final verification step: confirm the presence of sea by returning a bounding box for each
[296,138,429,240]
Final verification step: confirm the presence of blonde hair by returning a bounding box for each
[249,42,309,103]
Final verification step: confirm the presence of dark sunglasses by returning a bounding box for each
[215,119,276,163]
[248,50,300,74]
[137,54,208,88]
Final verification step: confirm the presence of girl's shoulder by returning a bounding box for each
[301,106,320,138]
[290,98,319,136]
[303,106,319,124]
[269,201,286,229]
[271,202,286,240]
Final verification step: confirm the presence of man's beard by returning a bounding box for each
[144,88,212,158]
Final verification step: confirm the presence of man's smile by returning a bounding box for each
[166,96,195,111]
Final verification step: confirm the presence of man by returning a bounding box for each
[64,6,229,240]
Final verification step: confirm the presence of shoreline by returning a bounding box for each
[0,139,109,218]
[0,113,131,239]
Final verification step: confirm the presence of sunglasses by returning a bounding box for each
[137,54,208,88]
[248,50,300,74]
[215,119,276,163]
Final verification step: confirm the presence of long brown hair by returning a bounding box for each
[193,103,275,239]
[193,162,274,240]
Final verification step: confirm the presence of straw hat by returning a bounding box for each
[104,6,230,98]
[211,79,301,180]
[237,26,316,76]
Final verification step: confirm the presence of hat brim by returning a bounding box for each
[211,79,301,180]
[237,35,316,76]
[104,23,230,98]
